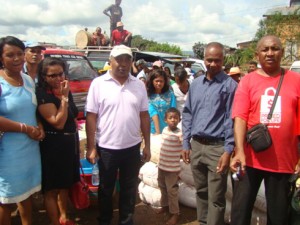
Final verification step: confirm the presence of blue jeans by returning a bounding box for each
[96,143,141,225]
[230,166,291,225]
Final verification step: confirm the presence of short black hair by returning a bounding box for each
[174,67,188,83]
[165,107,181,119]
[249,61,257,66]
[0,36,25,69]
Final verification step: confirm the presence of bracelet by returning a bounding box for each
[62,96,69,103]
[20,123,23,133]
[0,131,4,139]
[22,123,28,133]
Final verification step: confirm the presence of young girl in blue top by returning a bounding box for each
[147,69,176,134]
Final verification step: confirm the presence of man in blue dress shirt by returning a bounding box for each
[182,42,237,225]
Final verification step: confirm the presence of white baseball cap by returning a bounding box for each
[110,45,132,58]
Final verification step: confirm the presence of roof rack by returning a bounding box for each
[68,46,139,53]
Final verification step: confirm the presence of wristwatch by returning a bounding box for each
[62,96,69,102]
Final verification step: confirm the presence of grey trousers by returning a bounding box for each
[190,140,228,225]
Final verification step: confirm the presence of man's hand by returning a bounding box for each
[86,147,98,164]
[294,158,300,175]
[216,151,231,174]
[230,148,246,173]
[142,146,151,162]
[181,149,191,164]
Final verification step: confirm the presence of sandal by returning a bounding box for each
[59,218,76,225]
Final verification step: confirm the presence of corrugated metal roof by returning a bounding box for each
[264,5,300,16]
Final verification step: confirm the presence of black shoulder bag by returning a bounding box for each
[246,68,285,152]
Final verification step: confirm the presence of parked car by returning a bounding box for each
[71,46,139,72]
[189,58,207,73]
[133,51,206,75]
[290,60,300,73]
[43,48,97,118]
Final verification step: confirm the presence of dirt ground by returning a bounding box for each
[11,191,199,225]
[10,139,199,225]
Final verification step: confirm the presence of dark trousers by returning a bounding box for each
[230,166,291,225]
[97,143,141,225]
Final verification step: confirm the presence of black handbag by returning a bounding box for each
[246,68,285,153]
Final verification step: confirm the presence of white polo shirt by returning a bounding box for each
[86,71,148,149]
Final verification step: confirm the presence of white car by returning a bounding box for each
[188,58,207,73]
[290,60,300,74]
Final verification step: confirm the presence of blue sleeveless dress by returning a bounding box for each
[0,73,41,204]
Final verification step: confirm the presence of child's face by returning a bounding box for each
[165,112,180,130]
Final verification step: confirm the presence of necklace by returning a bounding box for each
[3,70,23,86]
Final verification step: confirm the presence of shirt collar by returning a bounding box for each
[203,71,227,83]
[103,71,135,83]
[23,63,28,74]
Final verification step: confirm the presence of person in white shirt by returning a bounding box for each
[85,45,151,225]
[171,67,192,114]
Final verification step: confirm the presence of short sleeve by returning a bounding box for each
[139,81,148,111]
[85,77,100,114]
[36,88,53,105]
[149,103,158,118]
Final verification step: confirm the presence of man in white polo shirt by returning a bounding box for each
[85,45,151,225]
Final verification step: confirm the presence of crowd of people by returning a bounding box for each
[0,31,300,225]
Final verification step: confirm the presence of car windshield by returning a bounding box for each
[89,60,107,71]
[65,59,97,80]
[86,51,110,71]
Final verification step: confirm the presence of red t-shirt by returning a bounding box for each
[111,29,129,45]
[232,70,300,173]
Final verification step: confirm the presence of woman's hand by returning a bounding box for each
[60,80,69,97]
[26,125,43,141]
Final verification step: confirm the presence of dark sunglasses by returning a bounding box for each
[45,72,65,79]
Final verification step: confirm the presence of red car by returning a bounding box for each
[43,49,97,118]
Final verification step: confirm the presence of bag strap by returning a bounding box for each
[79,163,85,176]
[267,68,285,120]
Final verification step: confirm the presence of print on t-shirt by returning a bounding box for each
[260,87,281,123]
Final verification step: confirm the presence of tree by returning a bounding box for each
[224,45,256,67]
[131,35,182,55]
[192,42,206,59]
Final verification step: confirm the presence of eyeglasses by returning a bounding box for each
[45,72,65,79]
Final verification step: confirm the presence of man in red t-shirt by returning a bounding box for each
[110,21,132,47]
[230,35,300,225]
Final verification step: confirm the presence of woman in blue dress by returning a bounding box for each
[0,36,44,225]
[147,69,176,134]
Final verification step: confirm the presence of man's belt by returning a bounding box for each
[192,136,225,145]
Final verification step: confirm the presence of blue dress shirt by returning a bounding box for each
[182,72,237,154]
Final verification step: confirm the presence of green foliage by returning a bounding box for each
[255,8,300,41]
[224,46,256,67]
[192,42,206,59]
[131,35,182,55]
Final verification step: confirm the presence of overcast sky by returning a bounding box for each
[0,0,290,51]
